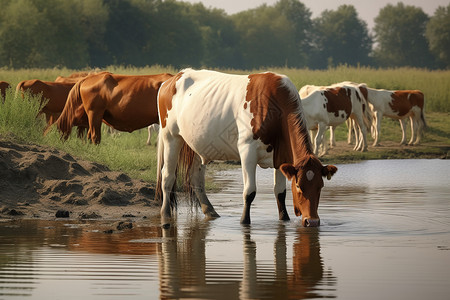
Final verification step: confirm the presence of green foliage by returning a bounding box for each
[0,0,449,70]
[426,4,450,68]
[373,2,434,68]
[0,88,47,142]
[311,5,372,68]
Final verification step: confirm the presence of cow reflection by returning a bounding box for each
[158,216,240,299]
[241,225,336,299]
[158,220,335,299]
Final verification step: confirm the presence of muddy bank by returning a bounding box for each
[1,138,447,222]
[0,139,159,220]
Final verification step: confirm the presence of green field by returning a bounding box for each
[1,66,449,185]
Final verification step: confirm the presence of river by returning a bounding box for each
[0,159,449,299]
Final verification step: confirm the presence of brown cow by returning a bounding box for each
[55,71,93,84]
[0,81,11,99]
[56,72,173,144]
[16,79,75,130]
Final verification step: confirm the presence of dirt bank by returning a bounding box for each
[0,139,159,220]
[1,138,448,222]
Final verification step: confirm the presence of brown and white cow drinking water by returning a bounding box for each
[365,88,426,146]
[56,72,173,144]
[299,84,371,155]
[16,79,75,131]
[156,69,337,227]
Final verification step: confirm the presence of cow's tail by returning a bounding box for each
[419,92,428,134]
[361,95,373,132]
[156,136,196,211]
[15,81,25,97]
[54,78,86,140]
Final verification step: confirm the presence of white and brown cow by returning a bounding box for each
[300,84,370,155]
[365,88,426,146]
[156,69,337,227]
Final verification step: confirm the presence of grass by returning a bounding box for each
[0,65,449,188]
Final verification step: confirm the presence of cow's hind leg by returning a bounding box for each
[160,134,184,227]
[189,154,220,219]
[372,111,382,146]
[409,115,421,145]
[399,119,407,145]
[86,110,103,144]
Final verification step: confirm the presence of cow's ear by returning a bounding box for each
[322,165,338,180]
[280,163,297,181]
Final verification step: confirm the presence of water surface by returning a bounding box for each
[0,159,449,299]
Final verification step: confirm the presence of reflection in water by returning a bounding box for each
[0,220,162,299]
[157,216,335,299]
[0,218,334,299]
[1,159,448,299]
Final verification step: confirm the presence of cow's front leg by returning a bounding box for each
[240,147,257,225]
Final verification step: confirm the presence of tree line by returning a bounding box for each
[0,0,449,70]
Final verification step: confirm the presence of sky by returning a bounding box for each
[181,0,449,30]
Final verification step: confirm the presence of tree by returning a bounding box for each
[143,0,203,68]
[76,0,109,67]
[373,2,434,68]
[310,5,372,69]
[184,3,241,68]
[0,0,91,68]
[426,4,450,68]
[102,0,150,66]
[232,4,298,69]
[275,0,313,67]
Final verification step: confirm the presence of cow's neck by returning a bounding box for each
[286,111,314,166]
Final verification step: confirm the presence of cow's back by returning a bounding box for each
[159,69,249,161]
[390,90,424,117]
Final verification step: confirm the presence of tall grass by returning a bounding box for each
[0,66,448,186]
[0,89,47,142]
[1,65,449,111]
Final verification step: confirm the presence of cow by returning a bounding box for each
[156,69,337,227]
[146,123,160,145]
[0,81,11,100]
[365,88,426,146]
[16,79,75,131]
[56,72,173,144]
[300,85,370,155]
[55,71,94,84]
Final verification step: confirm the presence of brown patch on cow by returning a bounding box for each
[323,87,352,119]
[390,90,424,117]
[245,73,312,168]
[158,72,183,128]
[244,102,247,110]
[358,86,368,101]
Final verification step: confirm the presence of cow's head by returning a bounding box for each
[280,156,337,227]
